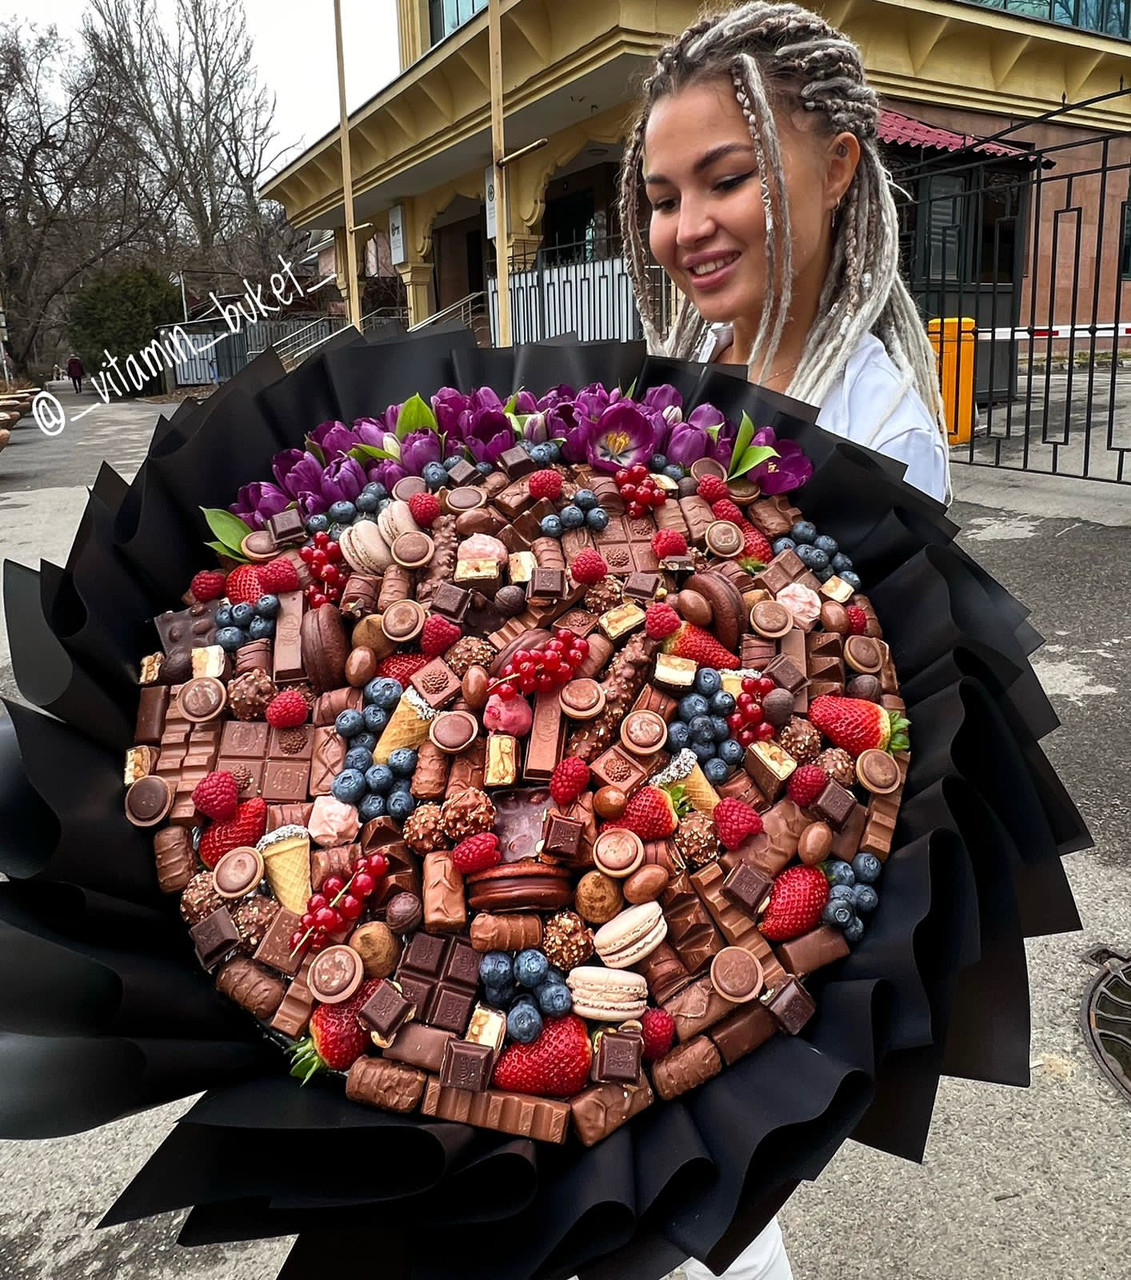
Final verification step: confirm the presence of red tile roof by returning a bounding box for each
[879,109,1028,159]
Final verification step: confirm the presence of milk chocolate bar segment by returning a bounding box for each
[346,1055,427,1113]
[571,1081,654,1147]
[652,1035,722,1101]
[421,1080,570,1143]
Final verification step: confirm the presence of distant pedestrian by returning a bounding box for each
[66,354,84,394]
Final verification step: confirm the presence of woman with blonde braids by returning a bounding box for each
[622,1,950,503]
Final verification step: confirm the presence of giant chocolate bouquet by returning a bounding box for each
[0,326,1086,1279]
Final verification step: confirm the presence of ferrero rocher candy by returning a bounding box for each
[778,716,821,764]
[231,895,280,954]
[673,812,719,869]
[440,787,496,841]
[818,747,856,787]
[180,871,224,924]
[444,636,495,677]
[541,910,595,970]
[402,803,450,853]
[228,668,276,721]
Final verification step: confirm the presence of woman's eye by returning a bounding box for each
[716,171,754,192]
[651,198,677,213]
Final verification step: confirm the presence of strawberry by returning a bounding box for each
[421,614,461,656]
[641,1007,676,1061]
[291,978,379,1080]
[661,622,740,670]
[408,491,441,527]
[651,529,688,558]
[570,549,608,585]
[550,756,590,807]
[809,695,910,758]
[845,605,868,636]
[376,653,430,684]
[713,797,763,849]
[224,563,263,604]
[710,497,746,527]
[266,689,309,729]
[645,601,681,639]
[199,797,268,868]
[191,770,239,821]
[787,763,829,807]
[760,865,829,941]
[528,469,563,501]
[451,831,502,874]
[696,475,729,502]
[621,785,685,840]
[492,1013,592,1097]
[742,527,773,564]
[190,569,227,601]
[259,556,300,593]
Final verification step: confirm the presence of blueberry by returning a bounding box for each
[852,852,882,884]
[336,709,364,739]
[794,545,830,572]
[826,859,856,887]
[790,520,817,545]
[352,732,377,753]
[822,898,855,929]
[544,442,562,463]
[843,915,865,944]
[476,461,494,477]
[344,745,374,772]
[678,693,710,721]
[386,789,416,820]
[710,690,736,716]
[719,738,745,766]
[840,570,863,592]
[649,453,669,472]
[585,508,609,532]
[365,763,394,795]
[710,716,731,743]
[704,757,731,785]
[507,1001,543,1044]
[484,979,516,1008]
[366,482,388,501]
[559,504,584,530]
[813,533,839,556]
[667,721,690,751]
[694,667,722,696]
[479,952,513,988]
[331,768,367,804]
[537,981,573,1017]
[254,593,280,618]
[230,602,255,628]
[663,464,685,481]
[853,884,879,914]
[328,500,356,524]
[514,949,550,988]
[355,491,379,513]
[539,514,563,538]
[245,616,272,641]
[214,605,233,629]
[544,965,567,986]
[362,705,388,735]
[829,883,857,902]
[688,714,715,744]
[574,488,598,511]
[771,537,796,556]
[364,677,403,709]
[831,552,854,574]
[374,498,392,515]
[530,444,555,466]
[387,747,418,778]
[389,776,412,796]
[306,514,329,534]
[443,454,465,472]
[423,461,448,490]
[357,792,387,821]
[216,626,244,652]
[519,439,537,455]
[692,740,716,763]
[328,522,346,542]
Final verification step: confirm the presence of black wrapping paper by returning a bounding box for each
[0,331,1087,1280]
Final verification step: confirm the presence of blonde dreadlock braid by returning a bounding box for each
[618,1,945,434]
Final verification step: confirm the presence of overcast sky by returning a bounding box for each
[8,0,403,178]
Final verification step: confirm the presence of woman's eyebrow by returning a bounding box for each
[645,142,757,186]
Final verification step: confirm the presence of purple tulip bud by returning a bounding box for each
[399,430,444,475]
[584,402,658,472]
[665,421,712,468]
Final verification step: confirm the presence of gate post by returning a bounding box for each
[928,317,976,444]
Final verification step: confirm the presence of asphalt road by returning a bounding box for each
[1,388,1129,1280]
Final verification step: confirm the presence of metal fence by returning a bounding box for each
[160,315,342,387]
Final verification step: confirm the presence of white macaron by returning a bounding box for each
[592,902,668,969]
[566,966,648,1021]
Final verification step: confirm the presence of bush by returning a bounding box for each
[67,267,181,395]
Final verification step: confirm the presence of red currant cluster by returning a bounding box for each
[495,629,591,697]
[614,464,667,519]
[298,531,344,608]
[727,676,779,748]
[289,850,389,956]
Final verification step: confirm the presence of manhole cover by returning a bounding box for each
[1081,948,1131,1103]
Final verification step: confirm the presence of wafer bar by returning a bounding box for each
[446,739,486,794]
[590,476,624,514]
[412,739,452,799]
[153,827,194,893]
[653,499,689,538]
[679,495,715,547]
[523,692,566,783]
[346,1055,427,1113]
[215,956,285,1020]
[377,564,412,612]
[652,1035,721,1100]
[571,1080,654,1147]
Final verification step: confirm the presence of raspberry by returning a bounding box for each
[845,605,868,635]
[644,602,681,640]
[191,770,239,821]
[550,756,591,807]
[450,831,502,874]
[651,529,688,558]
[641,1008,676,1062]
[570,549,608,586]
[259,557,300,593]
[190,570,227,601]
[421,614,461,656]
[696,475,729,502]
[787,763,829,807]
[199,798,268,869]
[265,689,309,728]
[225,563,263,605]
[710,498,747,527]
[528,469,563,500]
[408,491,441,527]
[713,797,763,850]
[376,653,431,683]
[742,527,773,564]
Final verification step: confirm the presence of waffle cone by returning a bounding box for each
[683,765,721,816]
[373,696,431,763]
[262,834,312,913]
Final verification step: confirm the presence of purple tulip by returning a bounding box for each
[666,420,712,468]
[230,480,291,530]
[368,459,407,489]
[299,455,368,517]
[688,403,726,432]
[308,419,358,461]
[749,428,812,493]
[512,390,538,416]
[574,382,612,422]
[272,448,325,501]
[584,401,658,472]
[522,412,548,444]
[352,416,389,447]
[643,384,683,415]
[432,388,471,435]
[399,430,444,474]
[537,384,576,411]
[464,408,514,465]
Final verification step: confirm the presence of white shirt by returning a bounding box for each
[702,327,951,504]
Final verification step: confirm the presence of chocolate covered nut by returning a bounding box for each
[461,664,490,709]
[676,589,712,627]
[593,785,627,819]
[309,945,364,1004]
[710,947,764,1002]
[349,921,402,978]
[571,1080,654,1147]
[846,674,882,702]
[345,646,379,687]
[216,956,286,1020]
[575,870,625,925]
[346,1055,427,1113]
[385,892,424,933]
[652,1035,722,1101]
[797,821,834,864]
[623,865,669,904]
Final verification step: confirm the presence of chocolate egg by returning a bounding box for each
[820,601,849,634]
[623,864,669,904]
[385,892,424,933]
[494,585,526,616]
[797,822,833,865]
[462,663,490,709]
[345,645,378,687]
[593,785,627,819]
[676,589,712,627]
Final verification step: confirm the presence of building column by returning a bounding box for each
[396,261,434,326]
[509,231,542,272]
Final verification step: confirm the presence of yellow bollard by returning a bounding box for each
[927,317,975,445]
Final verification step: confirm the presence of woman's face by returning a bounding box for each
[644,77,855,335]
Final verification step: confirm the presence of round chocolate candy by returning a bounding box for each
[345,646,379,688]
[575,870,625,925]
[213,846,265,899]
[844,635,883,674]
[391,530,434,569]
[856,748,902,794]
[429,710,479,754]
[558,678,606,720]
[593,828,645,879]
[705,520,743,558]
[726,476,761,504]
[381,599,426,643]
[620,709,667,756]
[797,821,834,865]
[846,674,882,702]
[308,944,364,1004]
[690,458,727,481]
[593,785,627,820]
[239,530,278,562]
[675,590,712,627]
[761,687,796,727]
[750,600,793,639]
[494,585,527,617]
[623,864,669,904]
[392,476,427,501]
[124,775,173,827]
[710,947,763,1002]
[179,676,227,723]
[461,664,490,709]
[162,647,194,685]
[445,486,486,512]
[820,601,850,634]
[385,892,424,933]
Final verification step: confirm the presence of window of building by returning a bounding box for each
[963,0,1130,39]
[1120,200,1131,278]
[429,0,487,45]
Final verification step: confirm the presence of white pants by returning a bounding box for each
[678,1218,793,1280]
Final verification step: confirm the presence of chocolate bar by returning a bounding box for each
[571,1081,653,1147]
[215,956,285,1020]
[384,1022,456,1072]
[661,872,724,973]
[421,1081,570,1143]
[273,590,305,683]
[663,973,734,1041]
[440,1039,495,1091]
[592,1029,643,1084]
[135,686,169,745]
[652,1035,722,1101]
[523,692,566,784]
[394,932,479,1033]
[690,861,763,943]
[776,925,850,976]
[422,851,467,934]
[708,1002,777,1065]
[346,1055,427,1112]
